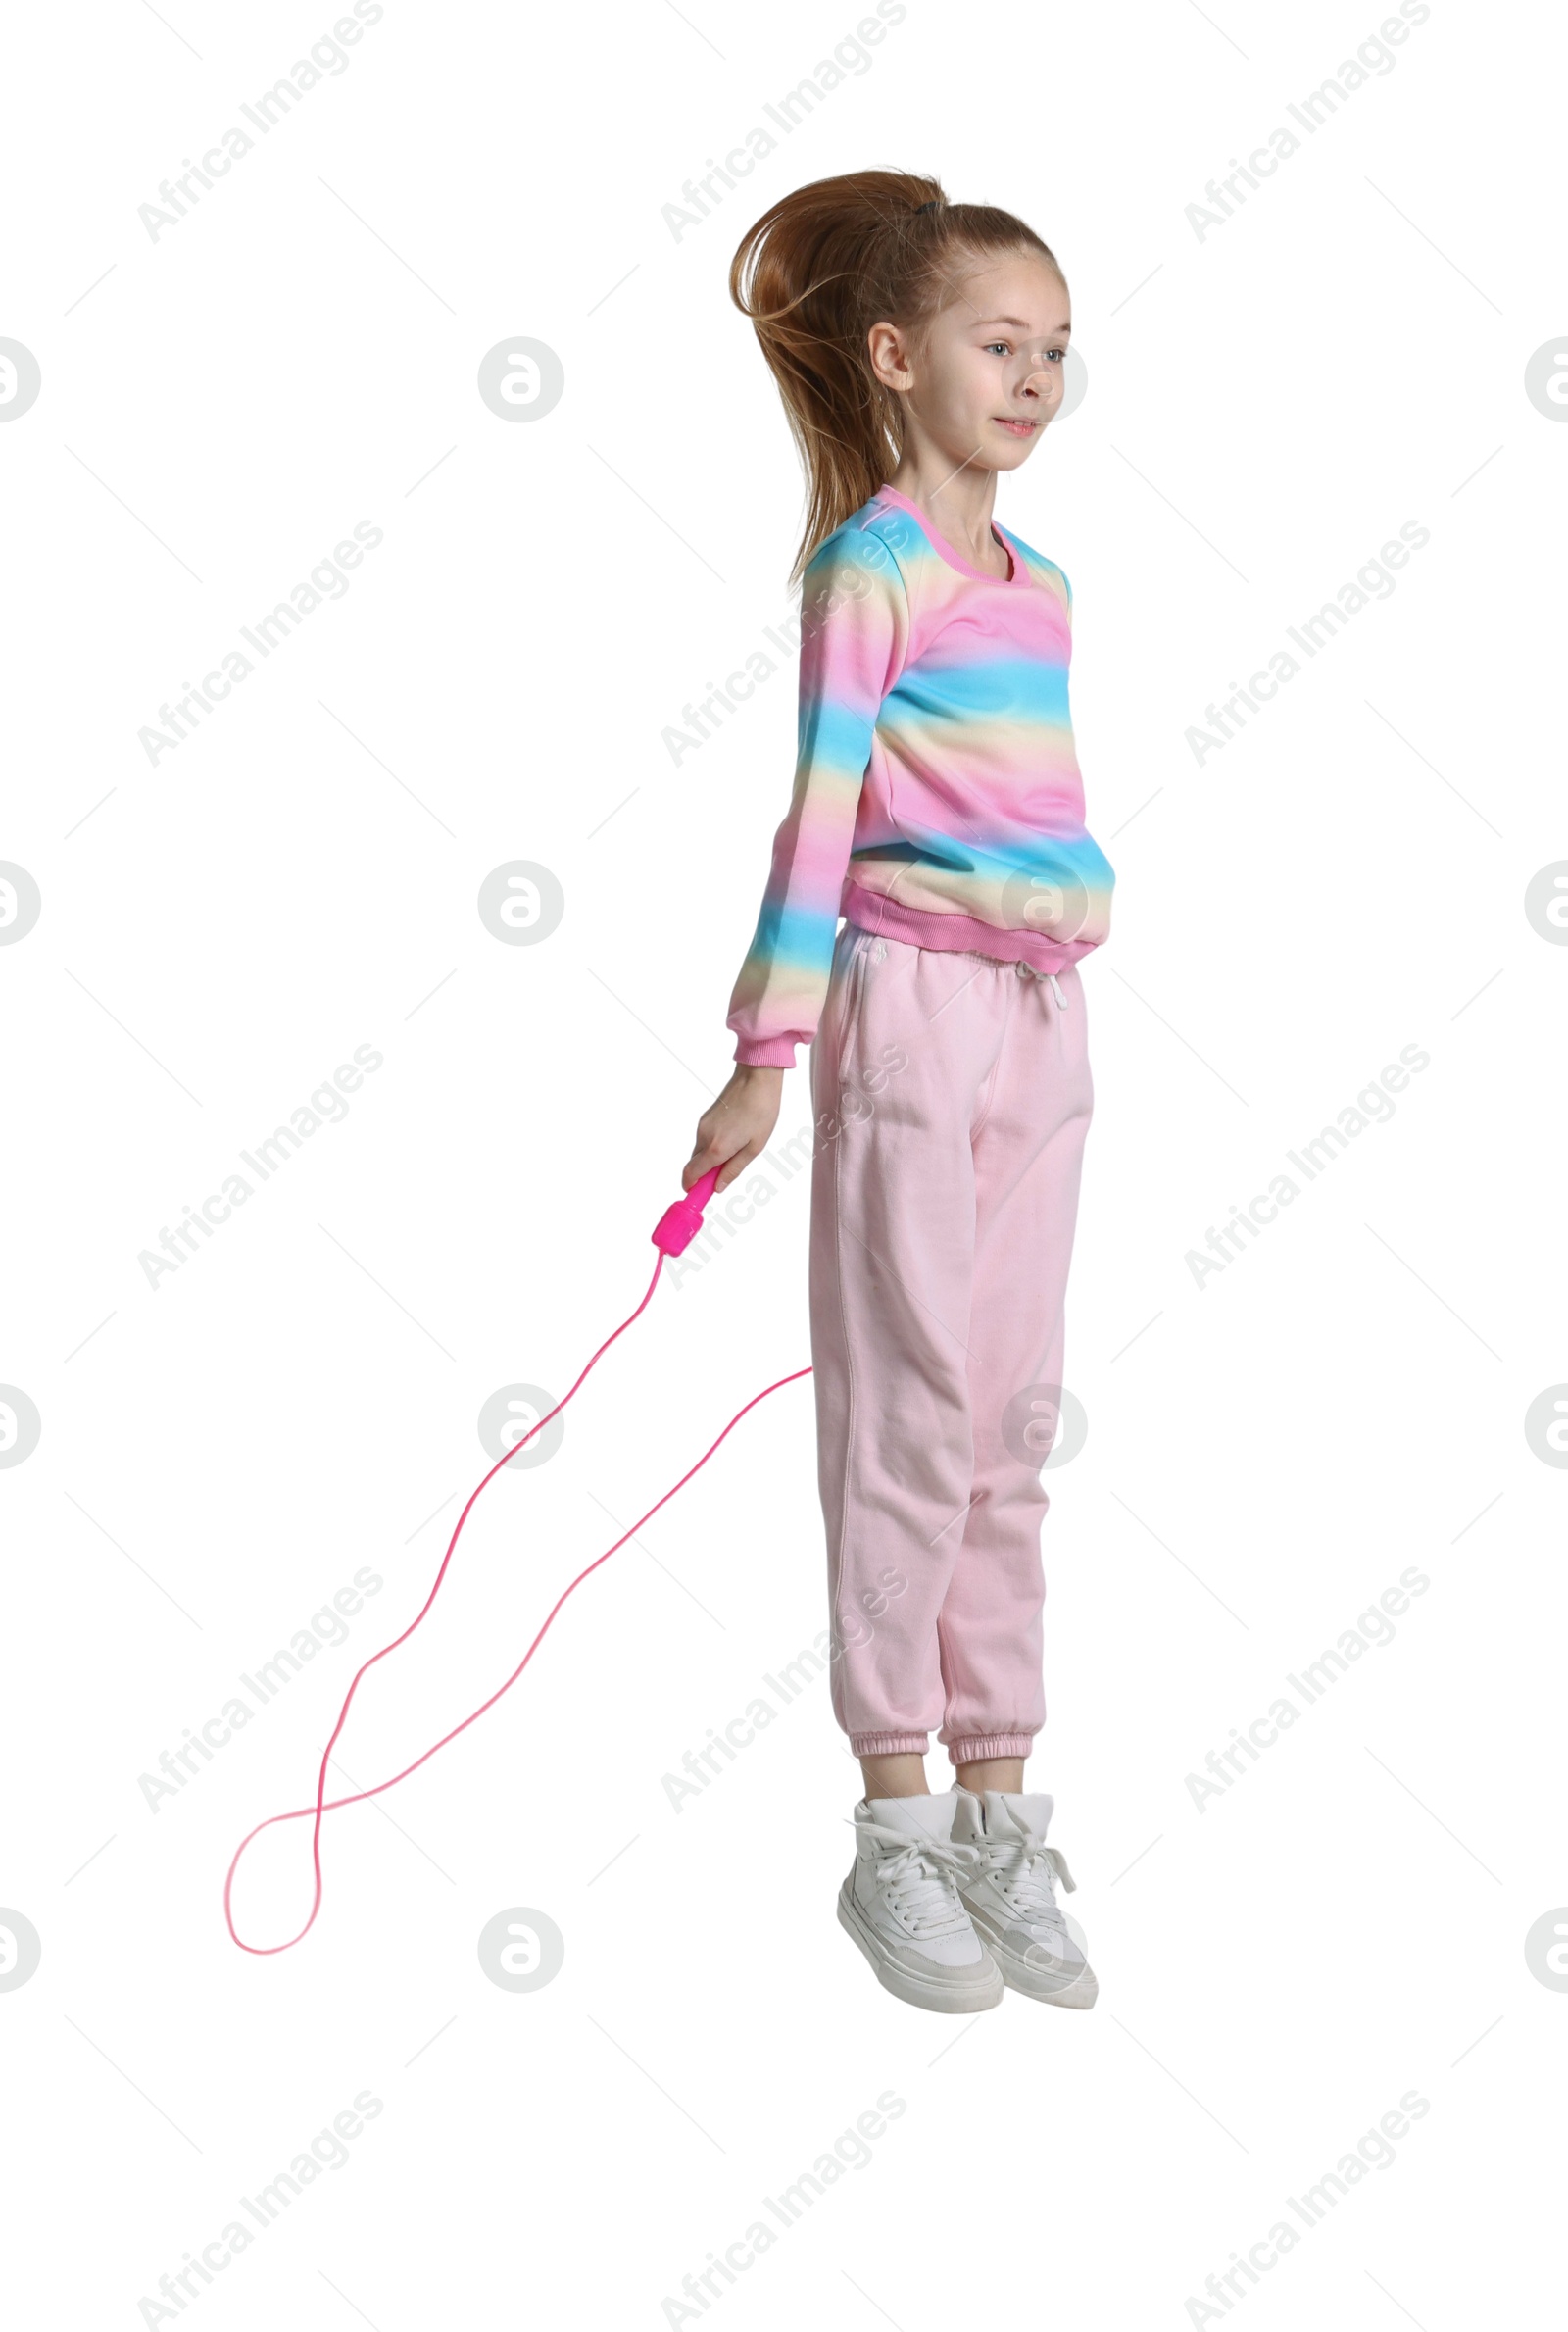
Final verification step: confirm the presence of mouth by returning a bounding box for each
[992,417,1039,438]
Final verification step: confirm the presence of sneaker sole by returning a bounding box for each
[958,1898,1100,2009]
[837,1876,1004,2015]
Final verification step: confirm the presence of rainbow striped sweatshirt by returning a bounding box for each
[725,482,1115,1068]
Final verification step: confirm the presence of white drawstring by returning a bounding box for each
[1013,961,1068,1008]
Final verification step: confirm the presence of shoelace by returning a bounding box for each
[852,1816,983,1936]
[975,1822,1076,1930]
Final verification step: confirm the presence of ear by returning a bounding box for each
[866,320,916,394]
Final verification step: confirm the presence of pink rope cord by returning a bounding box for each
[223,1169,811,1955]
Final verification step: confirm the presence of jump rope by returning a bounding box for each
[223,1165,810,1956]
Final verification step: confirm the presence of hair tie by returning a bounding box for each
[914,198,942,214]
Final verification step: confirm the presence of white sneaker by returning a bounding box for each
[837,1793,1004,2015]
[949,1786,1099,2009]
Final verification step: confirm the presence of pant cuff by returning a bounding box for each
[943,1733,1036,1766]
[850,1731,930,1758]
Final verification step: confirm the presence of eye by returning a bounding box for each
[984,340,1011,356]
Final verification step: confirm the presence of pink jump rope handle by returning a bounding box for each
[651,1165,722,1256]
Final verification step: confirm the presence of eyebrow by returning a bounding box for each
[973,316,1071,334]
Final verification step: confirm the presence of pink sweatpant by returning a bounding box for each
[808,921,1094,1765]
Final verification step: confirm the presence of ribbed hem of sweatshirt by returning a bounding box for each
[733,1034,800,1068]
[844,881,1094,974]
[849,1730,930,1757]
[942,1733,1037,1765]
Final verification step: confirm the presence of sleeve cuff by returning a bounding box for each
[732,1036,800,1069]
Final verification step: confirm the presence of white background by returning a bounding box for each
[3,1,1563,2325]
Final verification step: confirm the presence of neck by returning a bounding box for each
[886,462,1000,564]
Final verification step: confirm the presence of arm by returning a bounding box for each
[723,523,909,1068]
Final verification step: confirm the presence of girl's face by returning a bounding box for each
[872,251,1071,474]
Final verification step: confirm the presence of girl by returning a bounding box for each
[684,171,1114,2016]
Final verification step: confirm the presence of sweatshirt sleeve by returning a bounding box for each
[725,523,909,1067]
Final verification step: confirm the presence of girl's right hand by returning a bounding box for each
[684,1065,785,1195]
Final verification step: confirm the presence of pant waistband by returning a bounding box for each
[848,927,1070,1008]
